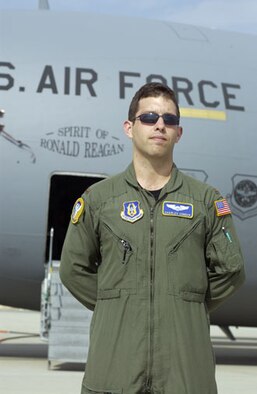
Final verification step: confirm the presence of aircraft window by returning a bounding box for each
[164,22,208,42]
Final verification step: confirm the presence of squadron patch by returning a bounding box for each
[121,201,144,223]
[214,198,231,216]
[162,201,193,218]
[71,197,85,224]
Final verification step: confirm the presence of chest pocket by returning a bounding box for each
[166,218,208,302]
[98,222,137,296]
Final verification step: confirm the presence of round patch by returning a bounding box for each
[71,197,85,224]
[234,180,257,208]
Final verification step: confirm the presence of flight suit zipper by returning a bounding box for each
[146,205,155,390]
[168,218,202,255]
[120,239,132,264]
[103,223,133,265]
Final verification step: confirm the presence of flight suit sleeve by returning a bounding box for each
[205,193,245,312]
[59,192,100,311]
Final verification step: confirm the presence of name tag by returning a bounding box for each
[162,201,193,218]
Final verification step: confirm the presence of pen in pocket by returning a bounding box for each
[222,226,232,243]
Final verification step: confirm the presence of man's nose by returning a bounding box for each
[155,116,166,131]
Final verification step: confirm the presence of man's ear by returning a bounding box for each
[123,120,133,139]
[176,126,183,143]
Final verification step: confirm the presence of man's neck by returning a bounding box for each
[133,155,173,191]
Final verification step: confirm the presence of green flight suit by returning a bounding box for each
[60,163,245,394]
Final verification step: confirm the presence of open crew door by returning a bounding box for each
[46,172,106,261]
[41,173,105,366]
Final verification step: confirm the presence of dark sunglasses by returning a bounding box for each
[134,112,179,126]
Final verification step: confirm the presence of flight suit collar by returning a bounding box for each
[124,162,183,193]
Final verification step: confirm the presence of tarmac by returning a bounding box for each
[1,306,257,394]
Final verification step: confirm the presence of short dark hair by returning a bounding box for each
[128,82,180,122]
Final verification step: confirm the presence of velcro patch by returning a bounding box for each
[162,201,193,218]
[71,197,85,224]
[121,201,144,223]
[214,199,231,216]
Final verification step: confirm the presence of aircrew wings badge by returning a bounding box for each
[71,197,85,224]
[162,201,193,218]
[121,201,144,223]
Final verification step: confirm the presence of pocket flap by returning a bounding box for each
[97,288,121,300]
[181,291,205,302]
[83,381,122,393]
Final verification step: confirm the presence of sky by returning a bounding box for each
[0,0,257,36]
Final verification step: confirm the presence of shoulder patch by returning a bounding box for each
[71,197,85,224]
[121,201,144,223]
[214,198,231,216]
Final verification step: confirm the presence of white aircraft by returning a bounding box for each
[0,5,257,336]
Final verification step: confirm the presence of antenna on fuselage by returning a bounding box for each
[38,0,50,10]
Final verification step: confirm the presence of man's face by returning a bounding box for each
[124,95,182,161]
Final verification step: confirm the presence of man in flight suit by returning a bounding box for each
[60,83,245,394]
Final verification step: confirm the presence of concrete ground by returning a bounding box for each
[1,306,257,393]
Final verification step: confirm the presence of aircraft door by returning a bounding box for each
[46,173,106,262]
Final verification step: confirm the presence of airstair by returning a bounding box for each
[40,228,93,368]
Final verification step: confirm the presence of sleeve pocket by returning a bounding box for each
[211,233,242,273]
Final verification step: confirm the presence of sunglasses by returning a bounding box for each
[134,112,179,126]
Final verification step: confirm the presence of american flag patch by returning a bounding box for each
[214,199,231,216]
